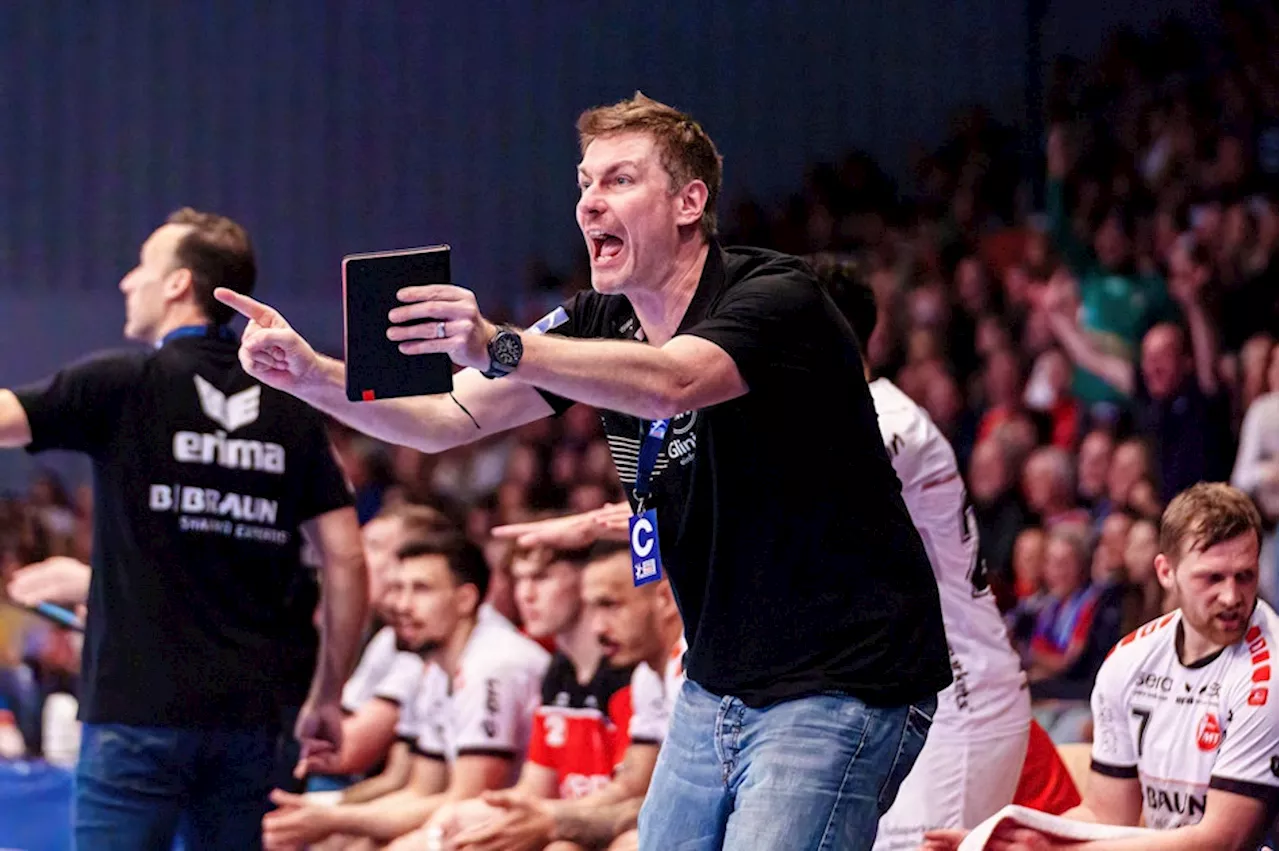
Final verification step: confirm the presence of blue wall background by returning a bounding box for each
[0,0,1214,489]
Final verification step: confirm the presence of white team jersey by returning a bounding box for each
[368,644,429,717]
[869,379,1028,733]
[1090,603,1280,830]
[401,614,551,783]
[342,626,402,712]
[366,606,515,717]
[478,602,516,630]
[628,636,687,745]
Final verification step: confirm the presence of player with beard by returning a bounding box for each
[923,483,1279,851]
[303,504,459,792]
[420,539,685,851]
[262,531,550,849]
[418,536,635,846]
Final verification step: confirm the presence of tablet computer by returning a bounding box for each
[342,244,455,401]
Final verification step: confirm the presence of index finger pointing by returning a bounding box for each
[214,287,276,324]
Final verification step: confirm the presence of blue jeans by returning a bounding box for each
[638,681,936,851]
[74,723,276,851]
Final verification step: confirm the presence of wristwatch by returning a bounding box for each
[481,326,524,379]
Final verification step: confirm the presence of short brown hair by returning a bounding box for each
[396,528,490,605]
[165,208,256,326]
[577,92,723,236]
[377,502,457,538]
[1159,483,1262,564]
[509,542,594,573]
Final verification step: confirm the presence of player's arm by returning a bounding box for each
[923,789,1266,851]
[1072,646,1143,826]
[265,752,450,847]
[0,390,32,448]
[571,742,660,808]
[1059,770,1143,825]
[1107,789,1268,850]
[330,753,510,842]
[327,697,403,777]
[545,798,644,847]
[513,760,560,799]
[214,288,554,453]
[338,740,416,804]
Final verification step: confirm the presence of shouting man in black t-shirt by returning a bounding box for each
[216,93,951,851]
[0,209,369,850]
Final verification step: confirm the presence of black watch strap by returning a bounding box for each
[482,327,523,379]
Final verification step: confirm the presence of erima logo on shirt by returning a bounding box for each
[173,376,286,473]
[194,375,260,431]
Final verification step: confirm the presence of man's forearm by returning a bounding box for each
[1060,803,1100,823]
[312,547,369,703]
[1182,303,1219,394]
[1071,824,1229,851]
[548,797,642,848]
[513,333,689,420]
[1047,313,1134,395]
[341,765,408,805]
[294,356,473,453]
[0,389,33,449]
[330,790,444,842]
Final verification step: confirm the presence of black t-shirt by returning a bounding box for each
[540,244,951,708]
[16,332,353,727]
[1132,371,1235,503]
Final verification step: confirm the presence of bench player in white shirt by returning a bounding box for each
[814,257,1033,848]
[299,504,459,788]
[422,538,686,851]
[924,482,1279,851]
[262,530,550,850]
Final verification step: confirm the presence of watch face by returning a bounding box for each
[492,332,523,367]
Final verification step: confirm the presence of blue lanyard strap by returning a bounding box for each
[159,324,235,347]
[632,418,670,511]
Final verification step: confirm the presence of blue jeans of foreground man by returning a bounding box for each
[638,681,936,851]
[74,722,276,851]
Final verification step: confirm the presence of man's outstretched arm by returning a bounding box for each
[214,289,553,454]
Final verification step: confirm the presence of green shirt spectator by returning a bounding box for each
[1045,178,1170,411]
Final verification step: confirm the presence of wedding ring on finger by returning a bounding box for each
[435,321,447,339]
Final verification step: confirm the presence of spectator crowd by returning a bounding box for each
[1,7,1277,848]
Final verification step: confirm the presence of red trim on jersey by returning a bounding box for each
[527,655,633,800]
[920,471,961,491]
[1012,719,1082,815]
[1110,611,1179,658]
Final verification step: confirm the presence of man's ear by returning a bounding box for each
[1153,553,1176,592]
[674,180,709,229]
[454,582,481,619]
[163,267,194,303]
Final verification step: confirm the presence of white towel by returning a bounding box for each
[958,805,1155,850]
